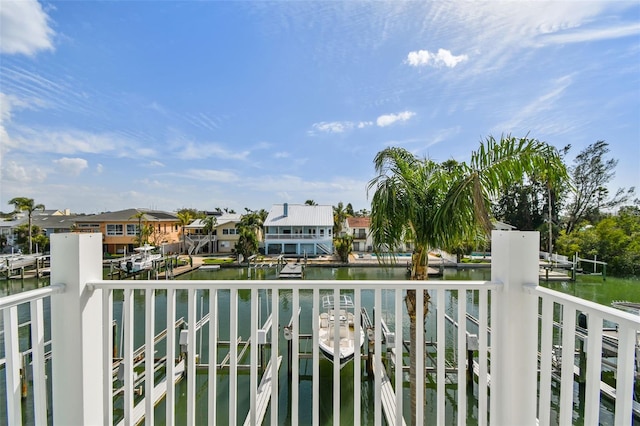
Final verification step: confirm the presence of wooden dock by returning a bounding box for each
[242,356,282,426]
[115,359,185,426]
[278,264,304,279]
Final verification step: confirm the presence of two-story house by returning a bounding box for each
[264,203,333,256]
[343,216,372,252]
[185,212,242,254]
[72,208,181,255]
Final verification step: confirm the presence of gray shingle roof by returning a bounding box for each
[73,208,178,222]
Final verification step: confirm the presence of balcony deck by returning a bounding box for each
[1,231,638,425]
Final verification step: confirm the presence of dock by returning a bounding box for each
[242,356,282,426]
[115,360,185,426]
[278,264,304,279]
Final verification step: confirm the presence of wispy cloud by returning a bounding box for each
[310,112,413,135]
[179,169,239,183]
[0,0,55,56]
[406,48,468,68]
[537,22,640,45]
[53,157,88,176]
[376,111,416,127]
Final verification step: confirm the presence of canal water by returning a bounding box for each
[1,267,638,425]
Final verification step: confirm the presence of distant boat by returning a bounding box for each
[318,295,365,368]
[120,244,162,273]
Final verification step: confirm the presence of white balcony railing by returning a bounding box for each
[1,232,638,425]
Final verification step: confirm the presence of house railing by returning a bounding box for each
[1,232,638,425]
[265,233,331,240]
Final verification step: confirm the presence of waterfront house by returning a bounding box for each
[343,216,373,252]
[72,208,181,254]
[185,212,242,254]
[264,203,333,255]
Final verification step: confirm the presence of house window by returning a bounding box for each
[106,224,124,236]
[222,229,238,235]
[126,224,138,236]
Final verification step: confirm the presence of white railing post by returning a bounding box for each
[491,231,539,425]
[50,233,104,425]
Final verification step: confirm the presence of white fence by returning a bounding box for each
[1,232,638,425]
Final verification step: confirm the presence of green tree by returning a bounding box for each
[202,215,217,254]
[234,227,259,263]
[333,234,353,263]
[176,209,196,254]
[130,210,148,247]
[333,201,351,235]
[8,197,45,254]
[564,141,635,234]
[368,135,568,424]
[304,199,317,206]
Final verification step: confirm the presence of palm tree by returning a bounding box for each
[8,197,45,254]
[202,215,217,254]
[333,201,351,235]
[176,210,195,254]
[304,199,317,206]
[367,135,568,425]
[130,210,148,247]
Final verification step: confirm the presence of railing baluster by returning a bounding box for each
[3,305,21,426]
[102,289,113,426]
[417,287,425,426]
[436,288,444,425]
[478,289,488,426]
[166,288,176,426]
[614,323,636,426]
[145,289,155,425]
[186,288,197,425]
[558,305,576,425]
[30,298,47,425]
[229,288,238,426]
[489,287,498,423]
[457,290,467,426]
[123,288,134,425]
[312,288,320,426]
[271,288,280,426]
[395,287,404,426]
[374,288,382,426]
[249,288,258,426]
[293,288,300,424]
[353,288,361,425]
[584,312,603,425]
[538,296,554,426]
[208,289,218,426]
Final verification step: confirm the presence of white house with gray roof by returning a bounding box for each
[264,203,333,256]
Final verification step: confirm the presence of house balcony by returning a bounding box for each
[1,232,638,425]
[353,231,368,240]
[265,233,330,240]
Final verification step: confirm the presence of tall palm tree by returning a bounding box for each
[333,201,351,235]
[176,210,195,254]
[304,199,317,206]
[367,135,568,425]
[130,210,148,247]
[202,215,217,254]
[8,197,45,254]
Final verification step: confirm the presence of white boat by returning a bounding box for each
[120,244,162,273]
[318,295,365,368]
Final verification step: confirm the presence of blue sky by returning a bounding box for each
[1,1,639,214]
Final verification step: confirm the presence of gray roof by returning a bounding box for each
[264,204,333,227]
[31,215,76,230]
[186,213,241,229]
[73,208,178,223]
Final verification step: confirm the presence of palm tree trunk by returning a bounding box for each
[28,214,33,254]
[407,246,429,425]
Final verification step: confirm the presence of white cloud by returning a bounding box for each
[406,48,468,68]
[274,152,290,159]
[172,139,250,161]
[310,121,354,134]
[376,111,416,127]
[144,160,165,168]
[180,169,239,183]
[96,163,104,174]
[53,157,88,176]
[0,0,55,55]
[1,160,46,183]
